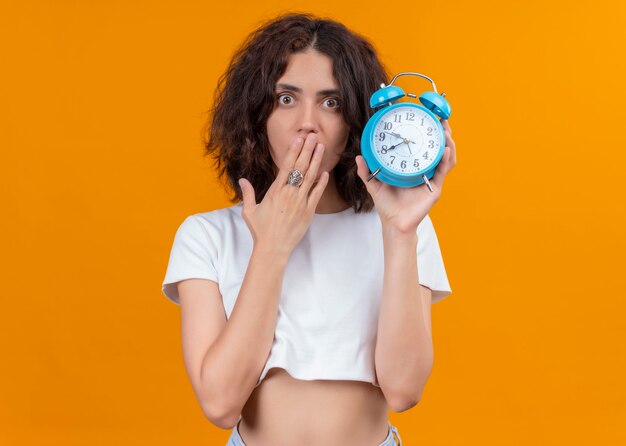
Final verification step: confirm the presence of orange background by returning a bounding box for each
[2,0,625,444]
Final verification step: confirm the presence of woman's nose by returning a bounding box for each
[298,101,320,133]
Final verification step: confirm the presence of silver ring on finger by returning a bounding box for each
[287,168,304,187]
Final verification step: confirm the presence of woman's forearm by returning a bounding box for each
[200,243,289,426]
[374,224,434,412]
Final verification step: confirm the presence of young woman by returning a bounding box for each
[162,12,456,446]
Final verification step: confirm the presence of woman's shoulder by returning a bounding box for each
[185,202,241,235]
[189,203,242,225]
[176,203,244,245]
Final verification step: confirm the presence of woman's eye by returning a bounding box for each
[277,94,293,105]
[276,94,339,109]
[325,98,340,108]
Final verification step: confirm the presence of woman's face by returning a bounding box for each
[266,49,350,181]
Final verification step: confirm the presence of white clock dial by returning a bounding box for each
[372,105,441,174]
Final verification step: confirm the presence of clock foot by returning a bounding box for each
[422,174,434,192]
[366,168,381,183]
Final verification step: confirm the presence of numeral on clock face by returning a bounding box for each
[373,105,441,174]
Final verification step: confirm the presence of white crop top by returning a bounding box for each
[162,203,452,388]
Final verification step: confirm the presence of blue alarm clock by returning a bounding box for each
[361,71,452,190]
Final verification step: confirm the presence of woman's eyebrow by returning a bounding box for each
[275,83,340,96]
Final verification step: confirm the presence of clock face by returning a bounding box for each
[372,105,442,174]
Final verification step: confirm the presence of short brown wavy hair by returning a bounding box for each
[202,12,391,213]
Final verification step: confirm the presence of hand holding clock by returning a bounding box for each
[355,119,456,234]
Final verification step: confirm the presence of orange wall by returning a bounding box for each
[1,0,624,444]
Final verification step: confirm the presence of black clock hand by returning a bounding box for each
[385,131,416,145]
[384,131,404,139]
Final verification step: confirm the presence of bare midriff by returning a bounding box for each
[238,367,391,446]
